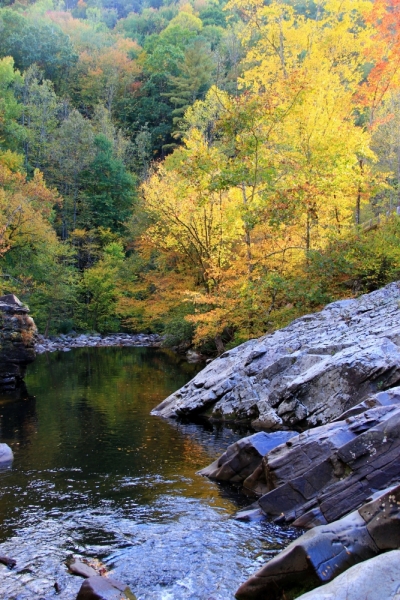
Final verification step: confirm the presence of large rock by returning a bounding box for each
[236,483,400,600]
[198,431,297,483]
[295,550,400,600]
[201,389,400,526]
[0,295,37,391]
[152,282,400,428]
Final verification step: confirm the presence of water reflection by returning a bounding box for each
[0,347,298,599]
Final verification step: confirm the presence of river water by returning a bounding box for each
[0,347,297,600]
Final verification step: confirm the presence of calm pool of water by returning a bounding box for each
[0,347,297,599]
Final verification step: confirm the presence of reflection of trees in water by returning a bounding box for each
[0,347,253,549]
[29,347,201,402]
[17,347,205,476]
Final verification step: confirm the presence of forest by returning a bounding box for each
[1,0,400,353]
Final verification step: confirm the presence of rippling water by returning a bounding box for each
[0,347,298,599]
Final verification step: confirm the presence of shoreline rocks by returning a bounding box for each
[295,550,400,600]
[152,282,400,429]
[35,332,163,354]
[198,431,297,484]
[236,483,400,600]
[198,391,400,599]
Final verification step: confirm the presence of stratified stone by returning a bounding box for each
[198,431,297,483]
[152,282,400,428]
[254,404,400,525]
[295,550,400,600]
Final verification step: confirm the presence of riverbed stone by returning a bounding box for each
[68,559,98,578]
[152,282,400,428]
[198,431,297,483]
[35,333,163,354]
[295,550,400,600]
[76,576,136,600]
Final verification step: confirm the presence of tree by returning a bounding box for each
[165,41,215,136]
[81,134,137,232]
[0,57,24,153]
[78,241,125,332]
[15,65,59,175]
[47,109,95,238]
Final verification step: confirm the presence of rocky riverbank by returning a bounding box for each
[153,281,400,600]
[35,332,163,354]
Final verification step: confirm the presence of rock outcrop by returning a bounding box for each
[0,294,36,392]
[152,282,400,429]
[200,389,400,526]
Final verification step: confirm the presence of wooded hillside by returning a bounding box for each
[1,0,400,352]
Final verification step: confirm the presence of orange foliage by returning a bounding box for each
[358,0,400,125]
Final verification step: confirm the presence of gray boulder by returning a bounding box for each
[152,282,400,428]
[198,431,297,483]
[295,550,400,600]
[0,444,13,467]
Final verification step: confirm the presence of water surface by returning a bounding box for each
[0,347,297,599]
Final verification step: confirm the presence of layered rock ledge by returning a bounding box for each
[0,294,36,392]
[153,282,400,429]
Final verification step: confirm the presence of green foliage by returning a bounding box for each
[81,134,137,232]
[163,316,194,347]
[77,242,125,333]
[0,9,78,87]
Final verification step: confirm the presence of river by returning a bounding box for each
[0,347,297,599]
